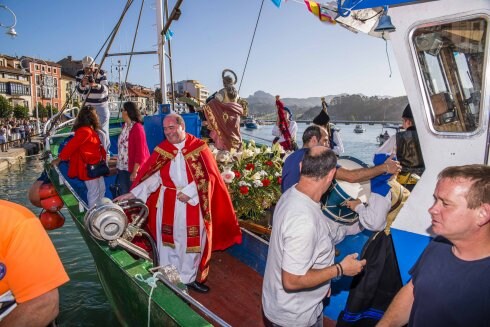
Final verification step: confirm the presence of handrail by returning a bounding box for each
[43,107,80,136]
[148,268,231,327]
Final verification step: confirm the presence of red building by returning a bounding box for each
[22,57,62,113]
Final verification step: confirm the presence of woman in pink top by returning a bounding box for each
[115,101,150,195]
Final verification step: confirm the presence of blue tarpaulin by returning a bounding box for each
[341,0,421,10]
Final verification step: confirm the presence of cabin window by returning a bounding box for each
[412,17,487,133]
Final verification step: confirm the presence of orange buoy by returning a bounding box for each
[40,195,64,212]
[39,210,65,230]
[39,183,57,199]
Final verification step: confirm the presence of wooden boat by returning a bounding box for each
[42,0,489,325]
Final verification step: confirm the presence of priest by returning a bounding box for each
[115,113,242,293]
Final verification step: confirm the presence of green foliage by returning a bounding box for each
[0,95,13,119]
[34,102,48,119]
[213,141,284,221]
[13,104,30,119]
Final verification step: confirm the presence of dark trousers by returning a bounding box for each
[113,169,131,197]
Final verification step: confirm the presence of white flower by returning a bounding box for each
[251,172,261,180]
[259,170,267,176]
[263,147,272,154]
[254,147,261,155]
[243,169,251,176]
[241,149,254,159]
[253,180,263,188]
[274,171,281,177]
[221,171,235,184]
[239,181,251,187]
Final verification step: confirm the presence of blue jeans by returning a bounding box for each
[115,169,131,196]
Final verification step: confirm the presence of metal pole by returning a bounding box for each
[164,0,175,112]
[156,0,167,105]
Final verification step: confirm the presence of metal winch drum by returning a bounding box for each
[84,201,129,241]
[321,156,371,225]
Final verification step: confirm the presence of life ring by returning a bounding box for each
[40,194,64,212]
[39,210,65,230]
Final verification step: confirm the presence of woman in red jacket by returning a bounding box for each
[115,101,150,195]
[51,106,106,208]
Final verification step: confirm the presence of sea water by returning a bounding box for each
[0,123,390,326]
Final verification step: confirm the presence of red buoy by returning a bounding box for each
[39,210,65,230]
[39,183,57,199]
[40,195,64,212]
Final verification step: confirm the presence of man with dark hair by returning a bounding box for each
[378,164,490,327]
[263,146,366,327]
[378,104,425,189]
[281,125,328,192]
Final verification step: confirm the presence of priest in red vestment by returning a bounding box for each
[115,113,242,293]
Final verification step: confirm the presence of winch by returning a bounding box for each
[84,198,158,265]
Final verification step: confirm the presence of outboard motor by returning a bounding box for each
[84,199,158,266]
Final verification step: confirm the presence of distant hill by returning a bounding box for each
[245,91,407,122]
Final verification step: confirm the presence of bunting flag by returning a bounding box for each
[271,0,282,8]
[304,0,336,24]
[165,29,174,41]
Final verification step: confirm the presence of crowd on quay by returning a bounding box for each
[0,119,39,152]
[2,66,488,327]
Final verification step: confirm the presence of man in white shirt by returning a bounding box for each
[262,146,366,327]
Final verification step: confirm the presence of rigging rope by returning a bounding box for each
[238,0,265,94]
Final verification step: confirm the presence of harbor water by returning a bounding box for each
[0,123,390,326]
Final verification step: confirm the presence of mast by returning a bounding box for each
[156,0,167,104]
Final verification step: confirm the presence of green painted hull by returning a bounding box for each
[46,165,211,327]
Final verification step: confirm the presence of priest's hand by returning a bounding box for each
[114,192,136,202]
[177,192,190,203]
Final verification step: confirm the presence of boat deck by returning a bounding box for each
[189,251,335,327]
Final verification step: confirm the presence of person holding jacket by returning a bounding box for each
[51,106,107,208]
[115,101,150,195]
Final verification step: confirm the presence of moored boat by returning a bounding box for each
[353,124,366,133]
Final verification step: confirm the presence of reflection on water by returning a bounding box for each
[0,125,387,326]
[0,158,119,326]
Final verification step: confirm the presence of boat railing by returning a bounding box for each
[51,163,89,211]
[44,132,74,154]
[43,107,79,136]
[149,267,232,327]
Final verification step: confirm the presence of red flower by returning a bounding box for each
[246,163,255,171]
[277,177,282,184]
[265,160,273,167]
[234,171,241,178]
[239,186,249,195]
[262,178,271,187]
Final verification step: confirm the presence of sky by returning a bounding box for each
[0,0,406,98]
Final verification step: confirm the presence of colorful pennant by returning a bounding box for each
[271,0,282,8]
[304,0,336,24]
[165,29,174,41]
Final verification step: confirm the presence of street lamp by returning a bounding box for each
[0,5,18,38]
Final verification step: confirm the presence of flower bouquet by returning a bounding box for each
[213,140,284,222]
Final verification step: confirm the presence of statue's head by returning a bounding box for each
[216,69,238,103]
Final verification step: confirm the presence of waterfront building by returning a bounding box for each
[167,79,209,105]
[0,54,32,110]
[21,56,62,113]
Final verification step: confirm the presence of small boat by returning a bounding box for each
[353,124,366,133]
[244,117,259,130]
[376,125,400,146]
